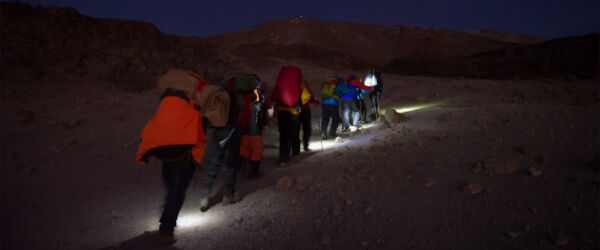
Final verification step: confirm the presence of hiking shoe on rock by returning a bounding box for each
[341,127,350,133]
[200,197,209,212]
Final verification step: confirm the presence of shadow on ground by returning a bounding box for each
[98,231,182,250]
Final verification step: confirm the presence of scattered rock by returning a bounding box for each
[65,136,77,145]
[424,178,434,187]
[481,157,520,174]
[333,203,342,217]
[385,108,408,123]
[275,176,294,191]
[320,233,332,245]
[334,136,344,143]
[16,109,36,126]
[535,155,549,165]
[506,231,519,238]
[295,174,314,192]
[463,183,483,194]
[553,234,568,246]
[359,164,375,174]
[517,145,529,156]
[529,167,543,177]
[62,118,81,129]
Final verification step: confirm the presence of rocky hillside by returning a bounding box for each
[1,2,559,93]
[383,33,599,79]
[0,2,232,92]
[207,17,536,68]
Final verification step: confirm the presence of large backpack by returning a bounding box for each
[222,72,260,109]
[195,84,230,127]
[321,77,339,101]
[272,66,302,108]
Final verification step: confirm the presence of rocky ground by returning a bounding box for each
[1,71,598,250]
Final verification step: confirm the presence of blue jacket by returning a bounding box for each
[335,82,357,99]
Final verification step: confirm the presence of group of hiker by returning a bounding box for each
[134,66,382,245]
[320,71,383,139]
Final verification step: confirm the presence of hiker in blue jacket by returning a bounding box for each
[320,76,343,139]
[335,77,359,132]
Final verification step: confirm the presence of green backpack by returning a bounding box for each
[321,77,338,101]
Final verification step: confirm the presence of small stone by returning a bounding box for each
[65,136,77,145]
[424,178,434,187]
[553,235,568,246]
[463,183,483,194]
[361,241,369,246]
[275,176,294,191]
[320,233,332,245]
[507,231,519,238]
[529,167,543,177]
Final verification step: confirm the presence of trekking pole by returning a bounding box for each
[319,118,323,151]
[360,99,364,135]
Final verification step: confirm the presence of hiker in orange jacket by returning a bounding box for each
[136,69,207,245]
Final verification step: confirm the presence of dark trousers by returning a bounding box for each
[200,124,241,198]
[358,98,367,122]
[277,110,299,162]
[370,92,380,118]
[159,159,195,235]
[321,104,339,137]
[298,109,311,149]
[341,98,359,128]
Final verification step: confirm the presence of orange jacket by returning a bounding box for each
[136,95,206,164]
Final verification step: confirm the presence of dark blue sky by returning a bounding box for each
[19,0,599,39]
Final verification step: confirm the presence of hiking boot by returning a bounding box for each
[303,146,310,152]
[199,197,209,212]
[341,127,350,133]
[154,232,176,246]
[321,132,328,140]
[223,194,242,206]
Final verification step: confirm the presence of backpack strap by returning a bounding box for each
[160,89,190,103]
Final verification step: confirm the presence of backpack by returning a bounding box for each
[364,69,378,87]
[321,77,338,100]
[195,84,231,127]
[272,66,302,108]
[222,72,260,109]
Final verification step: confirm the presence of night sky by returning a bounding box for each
[18,0,600,39]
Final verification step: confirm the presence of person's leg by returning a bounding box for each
[330,105,340,137]
[342,99,350,130]
[350,99,360,127]
[321,105,330,138]
[301,109,311,150]
[291,113,300,155]
[159,162,177,236]
[277,111,291,163]
[200,126,227,199]
[360,99,367,122]
[223,125,241,199]
[159,160,195,235]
